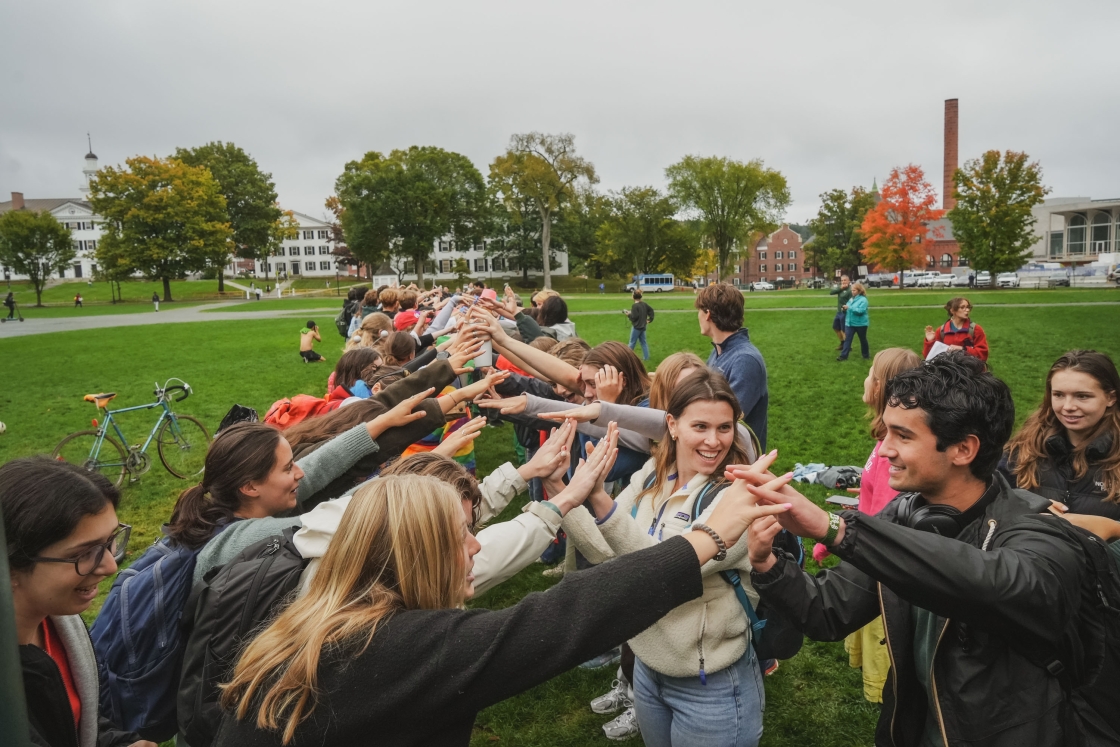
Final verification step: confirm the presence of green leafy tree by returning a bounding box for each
[949,150,1050,281]
[452,257,473,288]
[335,147,488,285]
[89,156,231,302]
[595,187,698,279]
[665,156,790,281]
[0,209,75,306]
[490,133,598,289]
[487,191,544,284]
[806,187,876,278]
[174,142,282,291]
[554,186,609,278]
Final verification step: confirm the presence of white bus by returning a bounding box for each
[625,273,676,292]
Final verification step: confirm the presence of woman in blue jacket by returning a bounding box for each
[837,282,870,361]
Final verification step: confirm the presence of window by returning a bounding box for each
[940,253,953,268]
[775,251,783,259]
[439,240,451,252]
[958,256,970,267]
[782,238,788,244]
[758,251,766,261]
[288,247,300,256]
[425,261,436,275]
[304,261,315,271]
[491,257,507,271]
[318,246,330,255]
[263,262,271,272]
[303,230,314,240]
[304,246,315,255]
[474,258,487,272]
[1050,231,1064,257]
[788,263,797,272]
[1068,215,1086,255]
[788,250,796,259]
[73,263,83,278]
[760,264,767,273]
[318,230,330,239]
[439,260,453,273]
[320,261,331,270]
[775,263,783,272]
[290,262,300,274]
[1091,213,1111,254]
[926,255,936,268]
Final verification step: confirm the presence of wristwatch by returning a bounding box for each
[820,512,842,547]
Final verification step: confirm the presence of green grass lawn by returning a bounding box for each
[4,279,244,308]
[1,300,1118,746]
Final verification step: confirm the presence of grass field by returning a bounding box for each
[1,293,1118,746]
[4,279,244,307]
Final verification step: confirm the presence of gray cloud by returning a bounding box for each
[2,0,1117,224]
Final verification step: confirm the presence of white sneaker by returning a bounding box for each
[602,703,640,741]
[590,679,627,714]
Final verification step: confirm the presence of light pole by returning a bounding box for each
[335,262,340,296]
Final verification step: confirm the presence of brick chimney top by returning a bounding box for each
[11,192,24,210]
[943,99,959,210]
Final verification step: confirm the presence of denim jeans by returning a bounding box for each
[633,649,765,747]
[628,327,649,360]
[839,325,869,359]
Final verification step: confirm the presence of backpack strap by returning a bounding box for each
[631,471,659,518]
[721,568,767,639]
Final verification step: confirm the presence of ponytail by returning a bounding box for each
[166,422,282,549]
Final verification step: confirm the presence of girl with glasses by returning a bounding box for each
[3,456,153,747]
[923,296,989,360]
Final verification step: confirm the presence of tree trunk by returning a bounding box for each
[415,252,425,286]
[217,259,226,293]
[34,277,43,307]
[540,206,552,289]
[163,276,173,302]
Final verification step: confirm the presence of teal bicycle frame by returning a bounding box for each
[84,381,194,469]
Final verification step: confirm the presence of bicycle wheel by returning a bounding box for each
[53,430,128,487]
[157,414,211,479]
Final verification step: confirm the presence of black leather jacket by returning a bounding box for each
[1001,432,1117,521]
[751,473,1088,747]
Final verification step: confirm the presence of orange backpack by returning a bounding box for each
[263,395,333,429]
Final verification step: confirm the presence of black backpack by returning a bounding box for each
[636,474,806,661]
[335,299,356,338]
[177,527,308,747]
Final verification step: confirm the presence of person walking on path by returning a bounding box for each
[254,287,262,301]
[829,275,852,349]
[4,291,14,319]
[300,320,325,363]
[151,292,160,312]
[837,282,869,361]
[923,297,988,361]
[74,293,83,307]
[623,290,655,361]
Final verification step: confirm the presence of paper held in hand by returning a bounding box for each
[926,341,951,360]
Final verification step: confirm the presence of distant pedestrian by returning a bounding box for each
[74,293,83,308]
[622,290,654,361]
[4,292,15,320]
[968,271,976,288]
[599,282,605,294]
[250,281,255,290]
[254,287,262,301]
[266,284,271,293]
[749,282,755,292]
[300,321,325,363]
[152,292,160,312]
[837,282,869,361]
[829,275,852,350]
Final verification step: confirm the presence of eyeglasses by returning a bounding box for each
[31,524,132,576]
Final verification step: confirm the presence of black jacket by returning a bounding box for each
[213,535,703,747]
[1001,432,1118,521]
[751,473,1089,747]
[628,301,654,330]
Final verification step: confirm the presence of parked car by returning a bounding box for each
[975,271,991,288]
[931,273,955,287]
[903,271,931,287]
[916,271,946,288]
[951,273,972,287]
[751,281,775,291]
[865,273,895,288]
[1047,272,1070,287]
[996,272,1020,288]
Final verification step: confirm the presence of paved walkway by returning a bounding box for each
[3,300,1118,340]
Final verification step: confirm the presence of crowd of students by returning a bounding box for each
[5,279,1120,747]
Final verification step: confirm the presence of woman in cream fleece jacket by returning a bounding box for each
[563,368,767,747]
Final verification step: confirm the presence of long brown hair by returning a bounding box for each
[220,475,465,744]
[167,423,282,549]
[649,352,705,411]
[582,341,651,405]
[381,452,483,528]
[867,347,922,440]
[332,348,381,392]
[635,368,750,509]
[378,331,415,366]
[1007,350,1120,501]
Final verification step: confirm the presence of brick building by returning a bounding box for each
[729,224,818,287]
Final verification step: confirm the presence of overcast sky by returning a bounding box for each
[2,0,1117,224]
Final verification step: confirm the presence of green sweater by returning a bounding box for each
[830,285,853,312]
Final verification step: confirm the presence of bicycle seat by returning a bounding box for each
[84,393,118,408]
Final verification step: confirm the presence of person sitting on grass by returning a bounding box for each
[213,434,791,747]
[4,457,154,747]
[299,321,324,363]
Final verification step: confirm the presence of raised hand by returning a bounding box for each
[537,402,601,423]
[551,423,619,515]
[699,474,793,551]
[924,325,936,342]
[522,419,576,481]
[747,515,786,570]
[457,369,511,403]
[743,472,831,541]
[448,338,487,374]
[433,415,487,458]
[367,388,434,439]
[595,365,625,404]
[474,394,527,415]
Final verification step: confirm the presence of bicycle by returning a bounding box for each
[53,378,211,487]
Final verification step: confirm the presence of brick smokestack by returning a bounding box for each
[943,99,958,210]
[11,192,24,210]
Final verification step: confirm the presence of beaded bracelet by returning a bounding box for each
[691,523,728,561]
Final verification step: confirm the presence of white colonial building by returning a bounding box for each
[396,238,569,285]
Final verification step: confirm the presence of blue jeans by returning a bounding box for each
[633,649,765,747]
[839,325,869,359]
[629,327,649,360]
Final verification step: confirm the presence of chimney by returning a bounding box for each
[11,192,24,210]
[943,98,958,210]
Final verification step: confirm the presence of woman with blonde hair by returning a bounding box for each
[215,439,790,747]
[837,281,869,361]
[346,312,393,351]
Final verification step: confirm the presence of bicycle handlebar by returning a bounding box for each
[165,385,190,402]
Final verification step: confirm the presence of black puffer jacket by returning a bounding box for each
[751,474,1092,747]
[1001,432,1118,521]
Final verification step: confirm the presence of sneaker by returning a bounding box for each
[541,565,565,578]
[762,658,780,676]
[602,704,640,741]
[590,679,628,714]
[579,647,621,670]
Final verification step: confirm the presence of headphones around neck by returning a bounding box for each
[895,492,968,537]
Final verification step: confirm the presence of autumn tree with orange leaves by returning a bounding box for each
[860,165,944,287]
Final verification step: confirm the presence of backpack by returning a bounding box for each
[90,526,229,741]
[178,527,308,747]
[1007,510,1120,743]
[635,473,806,661]
[217,404,258,434]
[263,394,332,430]
[335,299,356,338]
